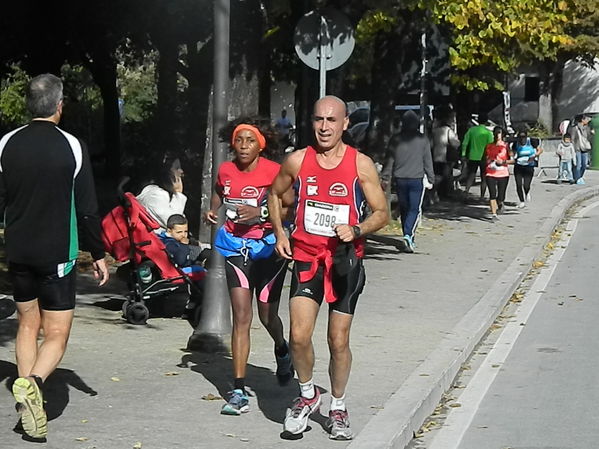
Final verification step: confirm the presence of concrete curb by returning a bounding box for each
[349,186,599,449]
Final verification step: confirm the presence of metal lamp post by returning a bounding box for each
[187,0,231,352]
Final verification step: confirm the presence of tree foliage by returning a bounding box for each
[0,65,29,127]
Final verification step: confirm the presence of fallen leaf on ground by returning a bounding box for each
[110,377,120,382]
[133,442,142,449]
[202,393,222,401]
[532,260,545,268]
[449,403,462,408]
[164,372,180,376]
[75,437,89,442]
[81,419,88,423]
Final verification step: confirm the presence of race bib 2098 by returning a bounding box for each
[303,200,349,237]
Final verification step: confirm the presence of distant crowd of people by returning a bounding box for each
[381,106,597,248]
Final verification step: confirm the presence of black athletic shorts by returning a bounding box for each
[9,261,77,311]
[224,254,288,303]
[290,244,366,315]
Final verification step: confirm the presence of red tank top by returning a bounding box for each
[216,157,280,238]
[292,145,366,302]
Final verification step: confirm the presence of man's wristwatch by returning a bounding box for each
[352,225,362,239]
[259,205,269,223]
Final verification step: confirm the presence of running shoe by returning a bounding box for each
[283,389,321,434]
[275,343,294,385]
[403,235,415,253]
[12,377,47,438]
[576,178,586,185]
[327,409,353,440]
[526,192,532,202]
[221,389,249,415]
[518,202,526,209]
[491,214,499,222]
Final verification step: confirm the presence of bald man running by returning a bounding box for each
[268,96,389,440]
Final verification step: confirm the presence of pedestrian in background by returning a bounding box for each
[484,126,512,220]
[460,112,493,198]
[571,114,593,184]
[0,74,109,440]
[382,110,435,253]
[431,108,460,199]
[511,129,543,208]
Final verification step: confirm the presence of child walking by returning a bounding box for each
[556,133,576,184]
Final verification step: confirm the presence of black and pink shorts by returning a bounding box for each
[224,254,288,303]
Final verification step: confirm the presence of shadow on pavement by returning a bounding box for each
[423,198,491,222]
[180,350,324,425]
[0,318,17,347]
[364,238,403,260]
[0,360,97,421]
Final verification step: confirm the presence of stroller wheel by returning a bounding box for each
[126,302,150,325]
[183,303,202,328]
[121,300,132,317]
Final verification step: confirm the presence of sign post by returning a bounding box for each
[294,8,355,100]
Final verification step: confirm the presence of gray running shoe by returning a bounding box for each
[327,409,353,440]
[283,389,321,434]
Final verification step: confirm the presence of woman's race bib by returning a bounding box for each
[303,200,349,237]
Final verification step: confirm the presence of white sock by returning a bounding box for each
[330,394,346,411]
[299,379,315,399]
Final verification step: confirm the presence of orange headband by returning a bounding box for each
[231,124,266,149]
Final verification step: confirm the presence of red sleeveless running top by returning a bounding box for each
[292,145,366,302]
[216,157,280,238]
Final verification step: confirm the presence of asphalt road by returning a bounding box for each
[413,198,599,449]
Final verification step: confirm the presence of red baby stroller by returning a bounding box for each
[101,179,206,325]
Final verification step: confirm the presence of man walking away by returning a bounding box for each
[0,73,109,440]
[461,112,493,198]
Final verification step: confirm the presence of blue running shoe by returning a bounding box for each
[403,235,415,253]
[221,389,249,415]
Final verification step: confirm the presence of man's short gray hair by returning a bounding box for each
[26,74,63,118]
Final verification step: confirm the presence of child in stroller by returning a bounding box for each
[101,179,206,326]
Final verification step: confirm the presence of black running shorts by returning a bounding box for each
[9,261,77,311]
[224,254,288,303]
[290,244,366,315]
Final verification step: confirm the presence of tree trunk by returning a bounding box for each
[155,37,180,151]
[365,31,399,162]
[550,58,566,133]
[185,39,214,240]
[539,59,566,134]
[84,52,121,178]
[365,16,419,163]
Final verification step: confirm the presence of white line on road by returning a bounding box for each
[427,200,599,449]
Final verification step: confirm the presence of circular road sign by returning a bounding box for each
[294,8,355,71]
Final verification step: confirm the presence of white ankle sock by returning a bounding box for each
[299,379,315,399]
[330,394,346,411]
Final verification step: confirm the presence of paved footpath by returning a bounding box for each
[1,170,598,449]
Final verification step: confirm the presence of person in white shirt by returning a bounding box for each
[137,156,187,230]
